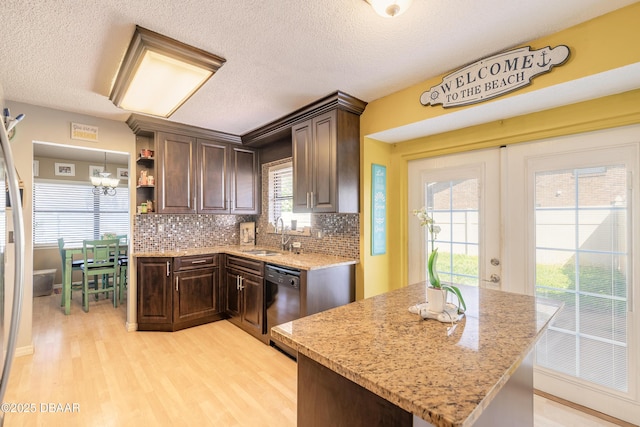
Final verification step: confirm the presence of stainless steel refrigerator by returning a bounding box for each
[0,109,26,426]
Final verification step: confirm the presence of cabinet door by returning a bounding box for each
[174,267,219,323]
[157,132,196,213]
[311,110,337,212]
[292,120,313,212]
[230,147,260,214]
[137,257,172,327]
[197,139,228,213]
[241,272,264,335]
[225,269,242,322]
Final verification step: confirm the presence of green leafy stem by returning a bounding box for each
[428,248,467,313]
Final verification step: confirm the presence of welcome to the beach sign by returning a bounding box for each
[420,45,570,108]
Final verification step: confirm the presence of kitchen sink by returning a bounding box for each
[241,249,280,256]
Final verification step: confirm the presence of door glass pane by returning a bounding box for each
[425,179,479,286]
[535,165,628,392]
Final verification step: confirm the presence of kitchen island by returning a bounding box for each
[271,282,562,427]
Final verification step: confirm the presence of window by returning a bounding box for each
[268,162,310,229]
[33,180,129,246]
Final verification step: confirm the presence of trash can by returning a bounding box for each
[33,269,56,297]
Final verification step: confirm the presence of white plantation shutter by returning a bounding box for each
[268,162,310,228]
[33,180,129,246]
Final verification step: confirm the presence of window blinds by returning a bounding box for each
[268,162,310,228]
[33,181,129,246]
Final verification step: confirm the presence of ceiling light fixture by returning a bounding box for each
[366,0,413,18]
[91,153,120,196]
[109,25,226,118]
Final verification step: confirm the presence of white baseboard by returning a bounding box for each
[15,343,34,357]
[125,321,137,332]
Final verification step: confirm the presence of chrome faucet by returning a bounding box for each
[277,217,291,251]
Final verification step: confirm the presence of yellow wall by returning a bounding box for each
[359,3,640,297]
[359,137,392,298]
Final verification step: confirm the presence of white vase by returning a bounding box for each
[426,287,447,313]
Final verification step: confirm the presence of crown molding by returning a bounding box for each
[241,91,367,147]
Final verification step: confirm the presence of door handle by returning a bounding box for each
[306,192,310,209]
[175,277,179,292]
[310,191,314,209]
[239,276,245,290]
[166,261,171,277]
[191,259,207,264]
[482,274,501,283]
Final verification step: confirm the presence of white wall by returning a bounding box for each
[5,100,136,355]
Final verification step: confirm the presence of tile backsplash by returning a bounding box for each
[133,157,360,259]
[133,214,255,253]
[256,158,359,259]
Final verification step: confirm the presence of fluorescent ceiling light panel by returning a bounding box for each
[109,26,226,118]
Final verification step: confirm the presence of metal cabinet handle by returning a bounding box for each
[310,191,314,209]
[306,192,310,209]
[166,261,170,277]
[191,259,207,264]
[175,276,179,292]
[240,276,245,290]
[236,275,240,290]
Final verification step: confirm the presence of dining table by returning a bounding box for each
[61,243,127,315]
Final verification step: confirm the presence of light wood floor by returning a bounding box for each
[4,293,624,426]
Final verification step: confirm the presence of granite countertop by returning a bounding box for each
[132,245,358,271]
[271,283,562,427]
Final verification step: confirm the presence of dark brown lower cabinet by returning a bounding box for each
[224,255,265,341]
[298,354,411,427]
[137,253,354,338]
[137,257,173,328]
[137,255,223,331]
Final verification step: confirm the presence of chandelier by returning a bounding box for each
[91,152,120,196]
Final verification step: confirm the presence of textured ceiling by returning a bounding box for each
[1,0,638,139]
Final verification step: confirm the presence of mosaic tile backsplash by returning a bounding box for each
[133,214,255,253]
[133,158,360,259]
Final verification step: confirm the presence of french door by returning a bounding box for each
[407,149,501,288]
[407,125,640,424]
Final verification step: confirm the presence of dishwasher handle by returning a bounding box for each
[265,264,301,277]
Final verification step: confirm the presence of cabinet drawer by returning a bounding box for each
[174,254,218,271]
[226,255,263,277]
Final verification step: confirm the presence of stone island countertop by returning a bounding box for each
[271,282,562,427]
[132,245,358,271]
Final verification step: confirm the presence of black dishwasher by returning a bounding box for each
[265,264,300,358]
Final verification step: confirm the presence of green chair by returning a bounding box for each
[57,237,84,307]
[118,256,128,304]
[81,239,120,312]
[115,235,128,304]
[101,234,128,303]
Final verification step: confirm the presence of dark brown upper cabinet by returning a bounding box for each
[243,91,366,214]
[128,115,260,215]
[293,110,336,212]
[230,146,259,214]
[197,139,228,214]
[292,108,361,213]
[197,141,260,214]
[157,132,196,214]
